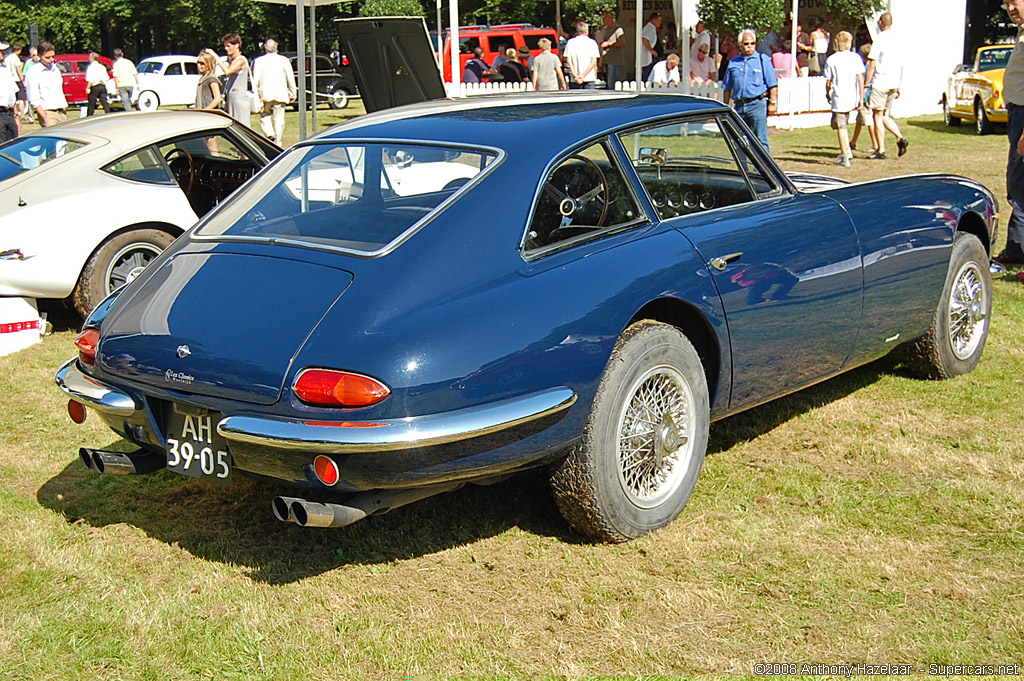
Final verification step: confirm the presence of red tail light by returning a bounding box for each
[293,369,390,407]
[74,329,100,367]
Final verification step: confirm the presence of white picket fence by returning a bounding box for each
[445,76,831,121]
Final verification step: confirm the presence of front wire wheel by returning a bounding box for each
[550,321,709,542]
[905,232,991,379]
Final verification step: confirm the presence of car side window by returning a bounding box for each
[165,63,183,76]
[524,140,644,254]
[459,37,481,54]
[185,62,199,75]
[617,118,769,220]
[103,147,176,185]
[56,62,70,74]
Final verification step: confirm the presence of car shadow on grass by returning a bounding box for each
[36,453,579,584]
[35,355,898,583]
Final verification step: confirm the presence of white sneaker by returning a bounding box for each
[835,155,850,167]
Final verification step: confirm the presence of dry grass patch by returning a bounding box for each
[0,115,1022,678]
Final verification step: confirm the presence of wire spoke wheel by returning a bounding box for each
[947,260,986,360]
[616,365,694,508]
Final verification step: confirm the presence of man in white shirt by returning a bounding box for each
[0,60,18,142]
[647,53,681,86]
[252,39,297,144]
[641,12,663,82]
[864,12,908,159]
[824,31,865,167]
[25,42,68,127]
[85,52,111,116]
[564,20,600,89]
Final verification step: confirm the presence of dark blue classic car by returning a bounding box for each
[56,93,996,542]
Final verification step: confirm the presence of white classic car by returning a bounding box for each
[0,111,281,317]
[134,55,201,111]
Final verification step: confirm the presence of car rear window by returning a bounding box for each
[0,136,88,183]
[196,142,498,256]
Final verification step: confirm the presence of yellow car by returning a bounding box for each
[943,44,1012,135]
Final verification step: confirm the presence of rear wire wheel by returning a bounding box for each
[550,321,709,542]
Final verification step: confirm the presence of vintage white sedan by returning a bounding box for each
[0,110,281,317]
[134,55,201,111]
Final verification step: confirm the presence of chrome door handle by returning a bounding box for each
[709,252,743,271]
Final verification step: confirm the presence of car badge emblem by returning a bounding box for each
[176,345,191,358]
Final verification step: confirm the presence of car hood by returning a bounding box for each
[97,250,354,405]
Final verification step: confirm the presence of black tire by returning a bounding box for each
[975,99,993,135]
[73,229,176,318]
[905,232,991,379]
[549,321,710,543]
[943,98,961,127]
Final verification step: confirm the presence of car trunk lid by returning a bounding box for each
[97,251,354,405]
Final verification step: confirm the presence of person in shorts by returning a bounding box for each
[863,12,909,159]
[823,31,864,166]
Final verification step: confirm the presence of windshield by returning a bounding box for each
[978,47,1012,71]
[0,136,88,183]
[196,141,497,255]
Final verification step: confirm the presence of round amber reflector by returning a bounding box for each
[68,400,87,424]
[293,369,390,407]
[313,455,340,486]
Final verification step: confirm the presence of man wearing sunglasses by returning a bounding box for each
[722,28,778,152]
[997,0,1024,266]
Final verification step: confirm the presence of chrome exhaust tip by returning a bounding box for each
[79,448,164,475]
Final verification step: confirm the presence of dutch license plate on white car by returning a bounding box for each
[165,408,232,483]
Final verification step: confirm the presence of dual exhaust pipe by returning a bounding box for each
[79,447,165,475]
[273,482,464,528]
[79,447,464,530]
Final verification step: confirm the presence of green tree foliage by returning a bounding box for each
[562,0,617,31]
[696,0,885,39]
[696,0,785,38]
[359,0,426,18]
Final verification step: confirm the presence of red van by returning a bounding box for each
[54,54,115,105]
[441,24,559,82]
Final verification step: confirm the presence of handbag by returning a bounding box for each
[248,65,261,113]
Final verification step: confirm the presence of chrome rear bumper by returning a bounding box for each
[218,387,576,453]
[55,358,138,416]
[57,357,576,454]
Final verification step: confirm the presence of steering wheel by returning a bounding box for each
[164,147,195,197]
[541,155,611,231]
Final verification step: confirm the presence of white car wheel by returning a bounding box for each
[137,90,160,112]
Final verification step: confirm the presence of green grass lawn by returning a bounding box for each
[1,109,1022,679]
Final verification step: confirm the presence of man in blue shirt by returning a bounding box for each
[722,29,778,153]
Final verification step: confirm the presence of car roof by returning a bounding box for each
[140,54,198,63]
[25,110,237,154]
[319,92,728,151]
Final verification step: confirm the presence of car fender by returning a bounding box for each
[0,184,195,298]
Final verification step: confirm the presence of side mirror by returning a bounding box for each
[638,147,667,165]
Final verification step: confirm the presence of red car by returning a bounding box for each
[54,54,115,105]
